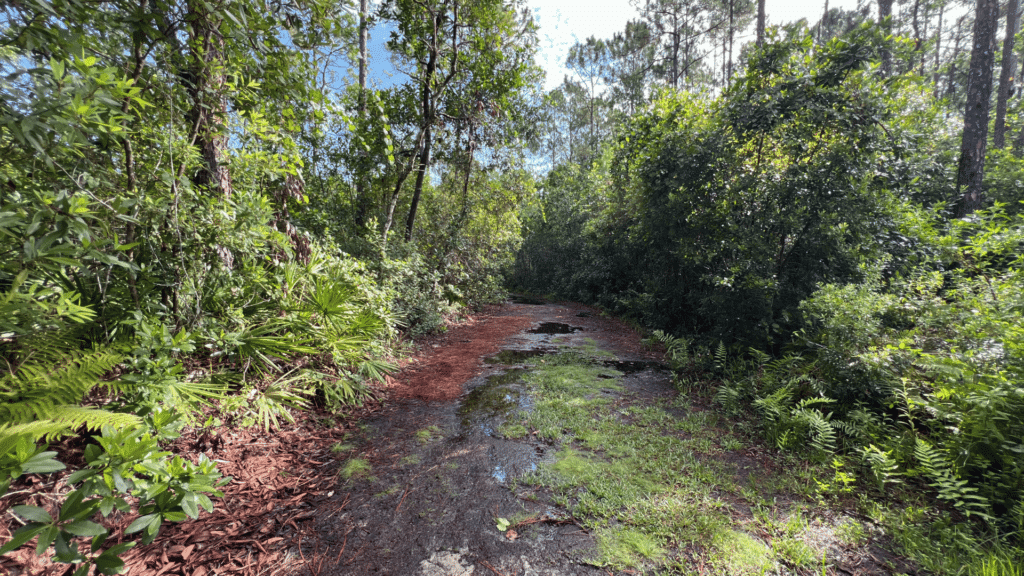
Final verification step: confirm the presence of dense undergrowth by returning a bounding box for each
[1,0,533,572]
[513,24,1024,576]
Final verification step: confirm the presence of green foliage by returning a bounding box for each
[709,207,1024,535]
[515,25,944,347]
[2,420,225,573]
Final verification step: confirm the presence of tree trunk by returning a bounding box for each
[912,0,921,52]
[994,0,1020,148]
[956,0,1001,217]
[405,8,445,242]
[405,125,432,241]
[186,0,231,198]
[932,3,944,96]
[879,0,893,76]
[756,0,765,47]
[381,129,425,242]
[727,0,734,84]
[946,17,966,100]
[354,0,370,228]
[819,0,829,44]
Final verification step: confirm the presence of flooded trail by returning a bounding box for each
[311,300,667,575]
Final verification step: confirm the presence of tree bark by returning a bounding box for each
[994,0,1020,148]
[354,0,370,228]
[405,125,432,241]
[404,7,444,242]
[382,129,426,242]
[186,0,232,198]
[956,0,1001,217]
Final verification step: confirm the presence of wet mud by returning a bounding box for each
[312,302,666,575]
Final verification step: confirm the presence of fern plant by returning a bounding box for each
[914,438,994,521]
[1,335,140,490]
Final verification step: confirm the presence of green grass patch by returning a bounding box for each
[515,349,735,571]
[594,526,667,568]
[414,425,442,444]
[712,530,775,575]
[339,458,373,480]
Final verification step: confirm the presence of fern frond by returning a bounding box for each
[914,438,993,520]
[714,341,728,371]
[753,386,793,420]
[46,406,141,435]
[0,348,122,425]
[0,421,67,457]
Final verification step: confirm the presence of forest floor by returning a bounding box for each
[4,299,921,576]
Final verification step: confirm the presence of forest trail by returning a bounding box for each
[309,298,665,575]
[303,299,919,576]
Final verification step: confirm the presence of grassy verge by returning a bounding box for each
[503,349,927,575]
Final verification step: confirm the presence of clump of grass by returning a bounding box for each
[516,347,734,572]
[712,530,774,575]
[595,526,667,568]
[499,422,528,439]
[400,454,421,466]
[340,458,372,480]
[414,425,442,444]
[331,442,355,453]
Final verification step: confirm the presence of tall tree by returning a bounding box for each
[956,0,1000,216]
[567,37,609,151]
[994,0,1020,148]
[185,0,232,198]
[354,0,371,228]
[381,0,538,241]
[878,0,893,76]
[756,0,765,46]
[606,20,657,114]
[933,1,945,96]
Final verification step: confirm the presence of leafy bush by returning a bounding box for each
[710,207,1024,529]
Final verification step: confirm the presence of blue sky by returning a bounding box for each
[362,0,862,92]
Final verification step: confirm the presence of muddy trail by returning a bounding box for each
[309,300,666,575]
[302,299,914,576]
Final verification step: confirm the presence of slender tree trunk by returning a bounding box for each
[405,125,432,242]
[186,0,231,198]
[994,0,1020,148]
[912,0,921,52]
[946,17,966,99]
[879,0,894,76]
[354,0,370,228]
[819,0,829,44]
[956,0,1001,217]
[933,4,944,97]
[381,129,426,242]
[727,0,734,84]
[756,0,765,47]
[919,4,930,74]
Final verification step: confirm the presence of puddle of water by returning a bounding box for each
[529,322,583,334]
[510,294,546,305]
[484,349,552,364]
[603,360,667,374]
[457,370,531,433]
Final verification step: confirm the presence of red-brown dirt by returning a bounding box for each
[2,300,655,576]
